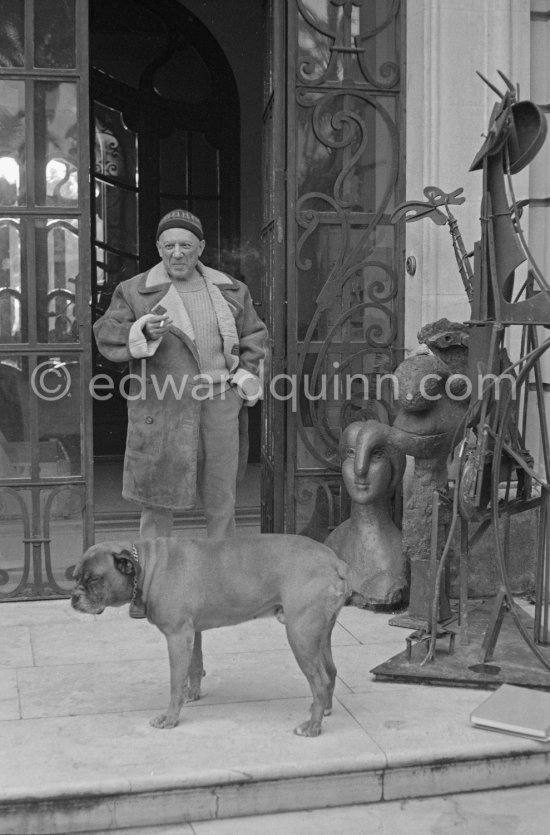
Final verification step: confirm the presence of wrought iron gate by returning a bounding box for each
[262,0,405,534]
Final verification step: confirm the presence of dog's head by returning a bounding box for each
[70,542,141,615]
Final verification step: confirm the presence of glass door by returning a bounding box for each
[0,0,92,600]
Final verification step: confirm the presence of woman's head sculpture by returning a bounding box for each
[340,420,406,506]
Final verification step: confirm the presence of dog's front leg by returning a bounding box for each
[183,631,204,702]
[150,626,194,729]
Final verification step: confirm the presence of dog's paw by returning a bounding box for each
[183,685,201,703]
[150,712,179,729]
[294,720,322,737]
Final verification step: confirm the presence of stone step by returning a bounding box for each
[2,745,550,834]
[71,784,550,835]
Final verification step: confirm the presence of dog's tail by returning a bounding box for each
[333,562,367,610]
[338,564,370,609]
[346,590,369,607]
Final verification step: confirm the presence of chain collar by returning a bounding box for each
[129,543,140,606]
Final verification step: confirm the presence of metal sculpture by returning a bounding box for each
[381,72,550,682]
[387,322,470,630]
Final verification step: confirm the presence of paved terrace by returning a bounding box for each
[1,567,550,834]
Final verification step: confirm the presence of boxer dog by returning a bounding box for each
[71,535,352,736]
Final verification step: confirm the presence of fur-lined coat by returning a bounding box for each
[93,262,268,509]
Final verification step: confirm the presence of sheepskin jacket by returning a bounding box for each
[93,262,268,509]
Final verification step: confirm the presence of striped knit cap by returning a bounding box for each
[156,209,204,241]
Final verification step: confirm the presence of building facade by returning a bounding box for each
[0,0,548,600]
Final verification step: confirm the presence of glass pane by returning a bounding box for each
[0,352,81,478]
[35,218,79,343]
[0,0,24,67]
[0,355,30,479]
[37,353,81,475]
[95,181,138,257]
[358,0,400,89]
[0,217,25,343]
[48,485,86,587]
[34,82,78,207]
[0,79,26,206]
[94,249,139,317]
[297,222,397,342]
[94,103,138,188]
[298,0,399,89]
[34,0,76,69]
[160,128,188,195]
[296,91,396,211]
[190,133,219,196]
[0,488,26,595]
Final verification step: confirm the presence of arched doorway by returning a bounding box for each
[89,0,243,520]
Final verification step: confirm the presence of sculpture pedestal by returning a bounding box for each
[390,456,452,629]
[327,502,406,608]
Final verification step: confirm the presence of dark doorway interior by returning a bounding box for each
[89,0,260,512]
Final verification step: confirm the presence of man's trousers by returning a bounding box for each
[139,386,243,540]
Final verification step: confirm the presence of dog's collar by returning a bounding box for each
[129,543,140,606]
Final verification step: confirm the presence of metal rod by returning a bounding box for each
[534,493,546,642]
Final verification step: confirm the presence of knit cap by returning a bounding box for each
[156,209,204,241]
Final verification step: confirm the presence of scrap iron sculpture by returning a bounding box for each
[391,71,550,669]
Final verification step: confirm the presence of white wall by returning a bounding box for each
[404,0,531,352]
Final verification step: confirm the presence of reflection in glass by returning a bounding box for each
[0,0,24,67]
[46,158,78,204]
[0,218,24,343]
[94,249,138,318]
[298,0,333,84]
[0,79,26,205]
[38,353,81,475]
[34,0,76,69]
[34,218,79,343]
[0,352,80,479]
[94,103,137,188]
[297,221,397,343]
[0,354,29,480]
[34,82,78,206]
[297,0,399,89]
[95,181,138,258]
[297,91,395,211]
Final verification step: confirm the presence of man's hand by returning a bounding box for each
[144,314,172,340]
[235,374,262,402]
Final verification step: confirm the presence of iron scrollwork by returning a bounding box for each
[291,0,403,534]
[0,483,83,600]
[297,0,400,88]
[295,88,400,468]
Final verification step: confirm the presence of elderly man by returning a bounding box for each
[94,209,268,548]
